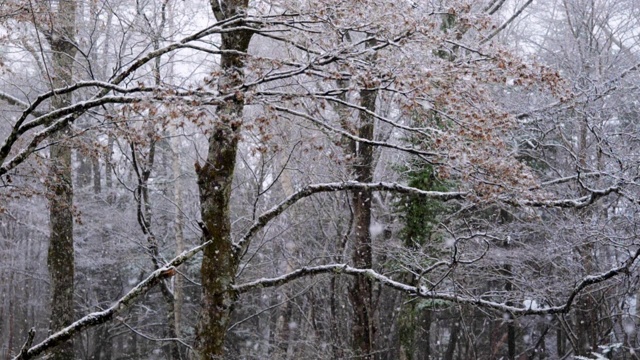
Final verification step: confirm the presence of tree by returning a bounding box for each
[45,0,78,358]
[192,0,253,358]
[502,0,640,356]
[4,1,640,359]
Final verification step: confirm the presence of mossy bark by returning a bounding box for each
[398,301,416,360]
[193,1,252,358]
[47,0,77,358]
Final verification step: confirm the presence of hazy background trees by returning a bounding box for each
[2,0,640,359]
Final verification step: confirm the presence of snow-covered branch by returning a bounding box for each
[12,242,208,360]
[534,172,602,189]
[0,95,142,176]
[562,246,640,313]
[234,249,640,316]
[235,178,624,258]
[17,231,637,359]
[234,181,468,254]
[506,184,620,208]
[0,92,43,117]
[0,16,261,176]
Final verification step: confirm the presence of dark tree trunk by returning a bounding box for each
[398,300,416,360]
[193,1,253,358]
[92,155,101,194]
[105,134,114,189]
[47,0,78,358]
[348,85,377,359]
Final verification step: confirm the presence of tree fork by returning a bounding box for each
[192,0,253,358]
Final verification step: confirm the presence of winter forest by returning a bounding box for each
[4,0,640,359]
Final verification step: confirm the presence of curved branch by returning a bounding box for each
[234,247,640,316]
[0,96,143,176]
[0,16,252,173]
[234,181,467,254]
[235,179,623,257]
[13,202,639,359]
[0,92,44,117]
[505,183,620,208]
[13,241,208,360]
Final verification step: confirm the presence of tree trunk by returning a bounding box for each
[92,155,101,194]
[171,135,185,358]
[105,134,113,190]
[348,84,377,359]
[444,318,459,360]
[274,163,296,359]
[398,300,416,360]
[7,272,14,360]
[193,1,253,358]
[47,0,78,358]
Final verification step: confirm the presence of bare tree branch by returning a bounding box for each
[481,0,534,44]
[234,247,640,316]
[273,106,441,160]
[0,92,43,117]
[234,181,468,254]
[12,242,208,360]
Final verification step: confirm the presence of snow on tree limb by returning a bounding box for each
[0,92,43,117]
[14,236,639,359]
[0,96,142,176]
[233,247,640,316]
[12,192,639,358]
[0,16,288,176]
[234,181,468,254]
[234,179,623,256]
[12,242,208,360]
[504,183,620,208]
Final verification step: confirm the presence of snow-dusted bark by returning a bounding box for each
[46,0,78,357]
[192,0,253,358]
